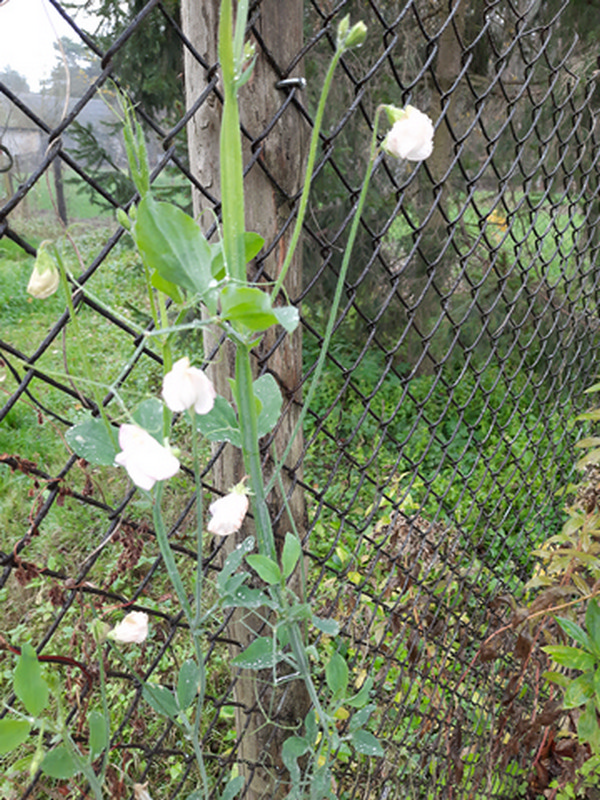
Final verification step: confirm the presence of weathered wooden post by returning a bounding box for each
[181,1,308,795]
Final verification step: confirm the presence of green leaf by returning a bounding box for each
[246,554,282,585]
[555,616,593,653]
[254,374,283,438]
[564,674,595,708]
[281,533,302,579]
[220,285,277,332]
[351,729,384,757]
[347,676,374,709]
[543,645,596,672]
[65,417,118,467]
[273,306,300,334]
[41,745,81,779]
[133,196,212,296]
[231,637,282,670]
[217,537,255,595]
[221,585,270,609]
[177,659,200,710]
[150,269,184,303]
[132,398,165,442]
[143,684,179,720]
[220,286,298,335]
[305,709,318,745]
[196,396,241,447]
[14,643,49,716]
[349,703,376,732]
[221,775,246,800]
[578,700,600,751]
[89,710,108,760]
[326,653,349,700]
[211,232,265,280]
[281,735,310,783]
[543,670,570,688]
[587,600,600,658]
[312,616,340,637]
[0,719,31,755]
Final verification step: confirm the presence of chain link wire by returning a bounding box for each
[1,0,599,797]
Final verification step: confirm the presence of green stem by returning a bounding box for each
[266,108,384,495]
[152,483,194,624]
[190,410,204,632]
[234,344,277,561]
[55,251,117,451]
[272,47,344,301]
[219,0,247,282]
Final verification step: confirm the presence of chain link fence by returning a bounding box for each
[1,0,600,797]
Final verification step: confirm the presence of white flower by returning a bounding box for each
[114,424,180,491]
[133,784,153,800]
[207,484,249,536]
[108,611,149,644]
[162,357,216,415]
[383,106,434,161]
[27,243,60,299]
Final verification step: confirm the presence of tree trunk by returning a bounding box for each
[182,2,308,796]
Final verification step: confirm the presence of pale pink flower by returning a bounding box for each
[383,106,434,161]
[108,611,149,644]
[115,424,180,491]
[162,357,216,415]
[207,485,249,536]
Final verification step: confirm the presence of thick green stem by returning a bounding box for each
[219,0,247,282]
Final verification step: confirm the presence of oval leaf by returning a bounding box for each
[66,417,119,467]
[41,744,81,779]
[254,374,283,439]
[245,554,282,585]
[0,719,31,755]
[231,637,281,670]
[134,196,212,296]
[196,396,241,447]
[326,653,349,700]
[143,684,179,720]
[351,729,384,757]
[89,710,108,760]
[177,659,200,710]
[281,533,302,579]
[14,643,49,717]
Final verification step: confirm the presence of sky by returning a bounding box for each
[0,0,93,91]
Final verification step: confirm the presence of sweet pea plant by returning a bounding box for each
[2,2,434,797]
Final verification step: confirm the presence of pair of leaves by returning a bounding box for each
[40,711,107,780]
[143,658,201,721]
[132,197,298,335]
[244,533,302,587]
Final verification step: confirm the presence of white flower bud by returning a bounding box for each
[114,424,180,491]
[382,106,434,162]
[162,357,216,415]
[108,611,149,644]
[27,243,60,299]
